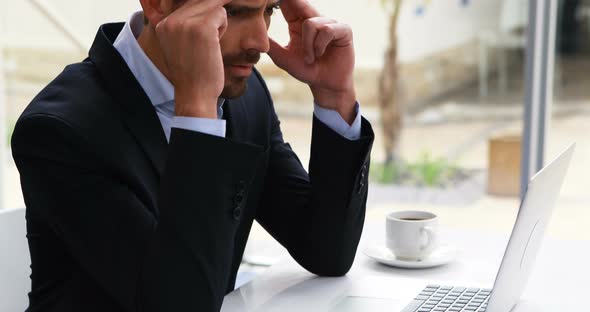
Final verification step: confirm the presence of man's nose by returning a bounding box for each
[241,18,271,54]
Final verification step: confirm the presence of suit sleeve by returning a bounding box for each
[12,115,265,311]
[255,93,374,276]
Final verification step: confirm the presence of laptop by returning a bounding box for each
[334,143,575,312]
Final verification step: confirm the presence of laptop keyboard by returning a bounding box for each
[401,285,491,312]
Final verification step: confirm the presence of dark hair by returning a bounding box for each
[144,14,149,25]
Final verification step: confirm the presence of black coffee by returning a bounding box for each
[400,217,427,221]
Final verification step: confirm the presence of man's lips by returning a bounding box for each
[228,64,254,77]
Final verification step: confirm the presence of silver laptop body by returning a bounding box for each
[334,144,575,312]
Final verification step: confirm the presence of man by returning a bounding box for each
[11,0,374,311]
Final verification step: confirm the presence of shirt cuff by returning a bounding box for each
[171,116,226,138]
[313,102,362,140]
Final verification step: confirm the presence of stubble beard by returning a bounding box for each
[219,50,260,99]
[220,76,249,99]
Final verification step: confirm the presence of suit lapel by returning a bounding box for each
[223,97,248,142]
[88,23,168,177]
[88,23,257,175]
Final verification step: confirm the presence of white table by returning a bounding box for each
[222,223,590,311]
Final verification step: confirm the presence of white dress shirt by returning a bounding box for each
[114,11,361,142]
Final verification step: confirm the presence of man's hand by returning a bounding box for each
[155,0,231,118]
[268,0,357,124]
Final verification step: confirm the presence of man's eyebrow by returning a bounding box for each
[224,0,282,12]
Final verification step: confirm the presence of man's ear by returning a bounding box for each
[139,0,167,25]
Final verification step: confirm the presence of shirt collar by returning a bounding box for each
[113,11,225,110]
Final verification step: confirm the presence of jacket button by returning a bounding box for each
[233,193,244,205]
[358,181,365,195]
[236,180,246,192]
[233,207,242,220]
[358,164,368,194]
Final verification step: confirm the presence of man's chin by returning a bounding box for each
[220,78,248,99]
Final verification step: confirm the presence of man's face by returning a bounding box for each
[164,0,279,98]
[219,0,278,98]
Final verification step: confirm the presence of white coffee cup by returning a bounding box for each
[386,210,439,261]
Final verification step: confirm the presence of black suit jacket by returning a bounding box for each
[11,23,374,312]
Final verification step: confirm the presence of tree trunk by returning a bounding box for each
[378,0,403,164]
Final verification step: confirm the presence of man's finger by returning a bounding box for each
[267,38,291,69]
[213,7,229,38]
[302,19,319,64]
[279,0,320,23]
[162,4,228,37]
[314,23,352,58]
[171,0,232,20]
[302,17,336,64]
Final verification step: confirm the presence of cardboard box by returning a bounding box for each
[488,135,521,197]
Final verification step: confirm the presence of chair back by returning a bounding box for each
[500,0,529,32]
[0,208,30,311]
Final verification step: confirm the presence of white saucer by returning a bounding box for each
[363,244,457,269]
